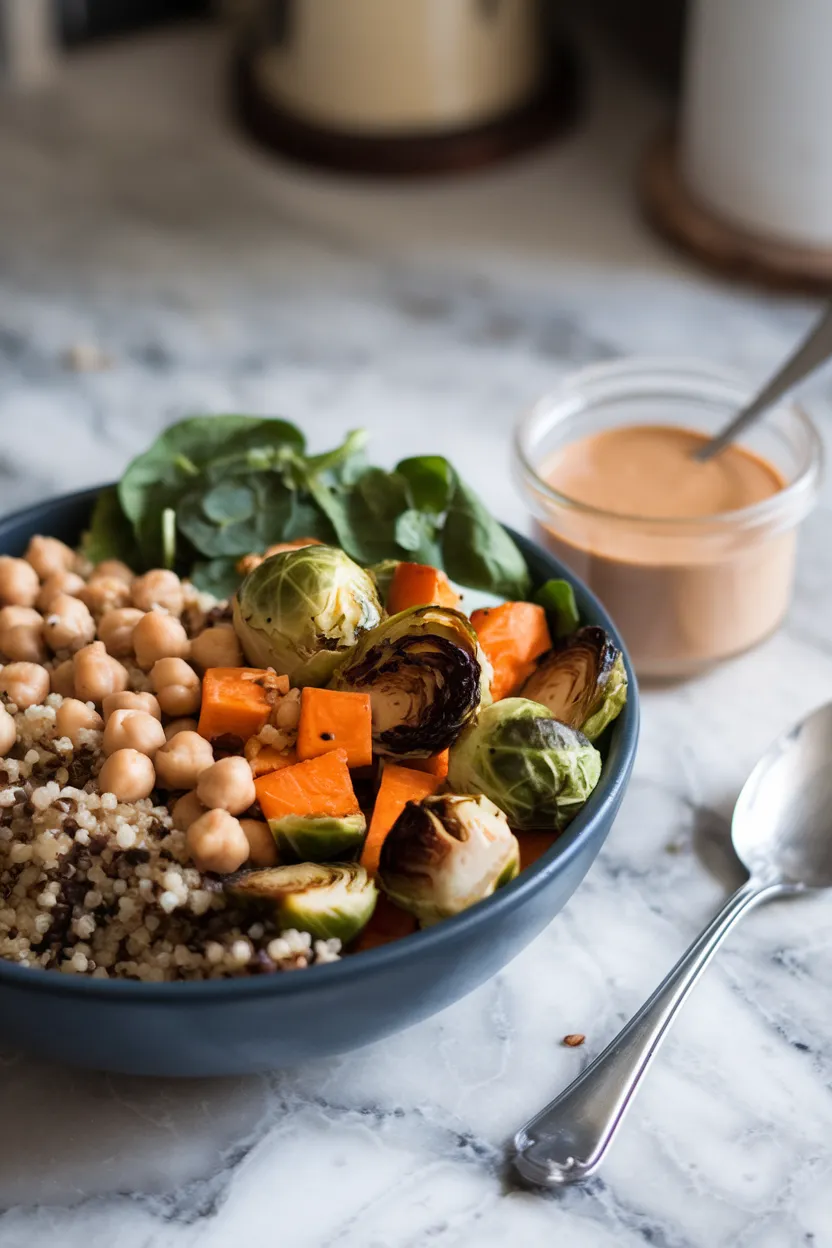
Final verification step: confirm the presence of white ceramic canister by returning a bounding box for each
[249,0,544,136]
[680,0,832,248]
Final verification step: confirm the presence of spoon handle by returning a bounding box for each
[697,302,832,461]
[513,876,784,1187]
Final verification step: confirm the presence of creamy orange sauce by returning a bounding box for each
[543,425,785,520]
[535,424,793,679]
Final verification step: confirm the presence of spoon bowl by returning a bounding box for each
[732,701,832,889]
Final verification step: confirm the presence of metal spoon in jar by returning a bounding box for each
[513,699,832,1188]
[695,301,832,461]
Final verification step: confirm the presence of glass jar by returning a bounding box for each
[514,359,822,680]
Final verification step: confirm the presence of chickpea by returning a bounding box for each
[98,608,144,659]
[190,625,243,671]
[0,662,50,709]
[0,704,17,755]
[55,698,103,746]
[24,535,75,580]
[154,730,214,790]
[0,606,45,663]
[36,571,85,612]
[73,642,128,704]
[102,690,162,723]
[103,708,166,758]
[186,809,249,875]
[274,687,301,731]
[78,576,132,616]
[151,657,201,717]
[133,612,190,671]
[0,557,39,608]
[43,594,95,654]
[197,756,256,816]
[49,659,76,699]
[131,569,183,616]
[240,818,278,868]
[93,560,134,585]
[171,789,206,832]
[98,749,156,803]
[164,716,198,740]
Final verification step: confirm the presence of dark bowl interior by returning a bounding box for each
[0,486,639,1076]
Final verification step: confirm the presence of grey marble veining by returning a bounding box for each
[0,25,831,1248]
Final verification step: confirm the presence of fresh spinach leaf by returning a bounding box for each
[81,487,141,566]
[177,475,293,558]
[282,494,337,544]
[305,429,367,485]
[442,478,531,599]
[396,455,454,515]
[119,416,303,565]
[355,467,409,520]
[393,509,442,564]
[190,557,243,599]
[535,578,580,638]
[201,483,256,525]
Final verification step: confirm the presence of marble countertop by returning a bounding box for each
[1,24,831,1248]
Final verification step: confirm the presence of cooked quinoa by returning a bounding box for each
[0,551,341,980]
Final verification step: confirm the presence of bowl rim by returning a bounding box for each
[0,485,639,1001]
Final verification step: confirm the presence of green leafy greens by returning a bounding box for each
[83,416,531,600]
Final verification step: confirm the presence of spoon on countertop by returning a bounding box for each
[695,301,832,461]
[513,699,832,1188]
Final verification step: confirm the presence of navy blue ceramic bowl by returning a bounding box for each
[0,487,638,1076]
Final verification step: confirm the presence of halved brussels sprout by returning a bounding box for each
[447,697,601,829]
[229,862,377,943]
[267,812,367,863]
[233,545,382,686]
[331,605,490,758]
[521,626,627,742]
[378,793,519,926]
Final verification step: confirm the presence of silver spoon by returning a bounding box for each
[513,700,832,1188]
[695,301,832,461]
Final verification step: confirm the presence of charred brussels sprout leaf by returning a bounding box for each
[331,606,488,758]
[233,544,383,686]
[378,793,519,925]
[521,626,627,742]
[267,812,367,863]
[448,697,602,829]
[229,862,377,943]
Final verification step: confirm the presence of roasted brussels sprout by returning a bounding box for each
[521,626,627,742]
[229,862,377,943]
[331,605,490,758]
[447,697,601,829]
[268,812,367,863]
[378,793,519,925]
[232,545,382,686]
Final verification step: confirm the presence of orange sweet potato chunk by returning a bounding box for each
[255,750,359,822]
[387,562,461,614]
[296,688,372,769]
[198,667,289,743]
[470,603,552,701]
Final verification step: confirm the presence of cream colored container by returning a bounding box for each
[681,0,832,248]
[249,0,544,135]
[514,360,822,681]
